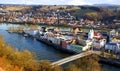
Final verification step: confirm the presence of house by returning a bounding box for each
[113,19,120,25]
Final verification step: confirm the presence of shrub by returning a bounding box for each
[0,35,62,71]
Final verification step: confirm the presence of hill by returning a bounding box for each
[0,4,119,24]
[93,4,120,7]
[29,5,114,21]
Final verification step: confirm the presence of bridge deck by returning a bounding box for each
[52,50,101,65]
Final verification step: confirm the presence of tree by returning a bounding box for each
[85,12,102,21]
[0,35,63,71]
[65,64,81,71]
[65,54,103,71]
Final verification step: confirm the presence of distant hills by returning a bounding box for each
[93,4,120,6]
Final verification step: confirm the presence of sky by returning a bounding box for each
[0,0,119,5]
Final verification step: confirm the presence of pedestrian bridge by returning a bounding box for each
[52,50,101,65]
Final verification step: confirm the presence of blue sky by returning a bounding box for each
[0,0,119,5]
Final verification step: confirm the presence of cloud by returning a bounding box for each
[34,0,66,5]
[0,0,119,5]
[0,0,91,5]
[0,0,33,4]
[67,0,91,5]
[30,0,91,5]
[84,0,119,5]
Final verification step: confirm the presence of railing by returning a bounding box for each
[52,50,100,65]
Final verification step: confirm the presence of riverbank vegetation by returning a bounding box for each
[0,35,105,71]
[64,54,103,71]
[7,25,24,33]
[0,35,62,71]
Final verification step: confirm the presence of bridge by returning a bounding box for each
[52,50,101,65]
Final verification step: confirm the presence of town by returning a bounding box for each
[0,4,120,71]
[0,5,120,29]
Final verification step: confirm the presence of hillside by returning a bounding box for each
[69,6,114,21]
[30,5,114,21]
[0,4,119,24]
[5,6,25,11]
[4,5,31,11]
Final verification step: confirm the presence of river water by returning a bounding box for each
[0,23,70,61]
[0,23,120,71]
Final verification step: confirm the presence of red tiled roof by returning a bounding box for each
[94,32,101,37]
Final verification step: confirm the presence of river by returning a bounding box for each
[0,23,120,71]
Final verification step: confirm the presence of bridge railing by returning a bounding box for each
[51,50,101,65]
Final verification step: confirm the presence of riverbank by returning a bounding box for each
[5,23,120,67]
[0,23,120,71]
[0,22,115,31]
[62,54,120,71]
[9,30,120,67]
[0,28,70,61]
[100,56,120,67]
[7,29,79,54]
